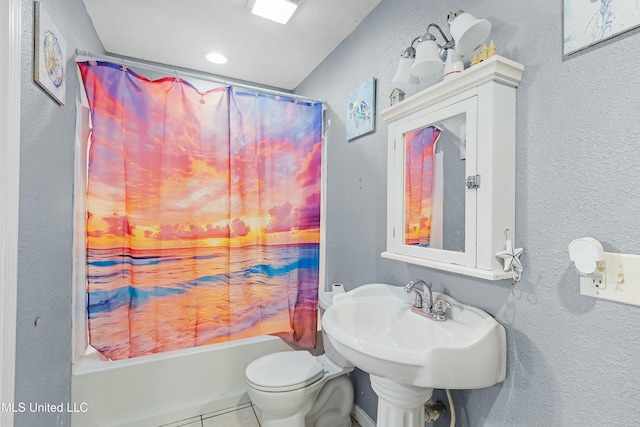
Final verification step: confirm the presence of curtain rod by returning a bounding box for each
[75,49,324,104]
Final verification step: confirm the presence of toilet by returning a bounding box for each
[245,292,354,427]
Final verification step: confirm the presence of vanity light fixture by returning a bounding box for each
[392,10,491,84]
[248,0,299,24]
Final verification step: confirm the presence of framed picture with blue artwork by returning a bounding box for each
[346,77,376,141]
[564,0,640,55]
[34,1,67,105]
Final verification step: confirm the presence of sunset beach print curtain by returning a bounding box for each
[79,62,322,360]
[405,125,440,247]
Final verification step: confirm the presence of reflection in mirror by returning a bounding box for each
[404,125,440,247]
[404,113,466,252]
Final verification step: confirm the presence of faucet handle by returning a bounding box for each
[433,299,451,314]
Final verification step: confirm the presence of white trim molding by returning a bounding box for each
[352,404,376,427]
[0,0,21,425]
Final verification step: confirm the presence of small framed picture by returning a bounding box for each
[34,1,67,105]
[346,77,376,141]
[564,0,640,55]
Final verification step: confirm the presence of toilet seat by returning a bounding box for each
[246,351,325,392]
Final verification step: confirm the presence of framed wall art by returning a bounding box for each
[564,0,640,55]
[346,77,376,141]
[34,1,67,105]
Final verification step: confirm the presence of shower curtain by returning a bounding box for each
[79,62,322,360]
[405,125,441,247]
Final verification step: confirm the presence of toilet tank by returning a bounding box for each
[319,292,352,368]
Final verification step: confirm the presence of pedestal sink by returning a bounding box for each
[321,283,506,427]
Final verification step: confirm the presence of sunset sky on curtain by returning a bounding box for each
[79,62,322,360]
[405,125,440,246]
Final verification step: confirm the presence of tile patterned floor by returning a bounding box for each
[158,402,362,427]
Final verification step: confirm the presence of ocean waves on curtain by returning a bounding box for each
[78,61,322,360]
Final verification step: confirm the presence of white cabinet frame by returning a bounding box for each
[381,56,524,280]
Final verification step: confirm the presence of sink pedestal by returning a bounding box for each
[370,375,434,427]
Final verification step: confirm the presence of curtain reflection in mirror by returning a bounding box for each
[405,126,441,247]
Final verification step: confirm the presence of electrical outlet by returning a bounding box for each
[579,252,640,307]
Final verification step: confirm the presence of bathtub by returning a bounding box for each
[71,335,294,427]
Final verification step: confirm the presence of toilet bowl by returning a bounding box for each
[245,292,354,427]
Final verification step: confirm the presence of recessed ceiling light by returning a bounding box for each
[205,52,228,64]
[250,0,299,24]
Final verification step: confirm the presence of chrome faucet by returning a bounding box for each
[404,280,432,312]
[404,280,450,321]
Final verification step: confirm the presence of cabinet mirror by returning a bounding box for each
[398,97,476,268]
[404,107,468,253]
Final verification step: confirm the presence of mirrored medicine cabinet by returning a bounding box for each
[381,56,524,280]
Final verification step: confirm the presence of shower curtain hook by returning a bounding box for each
[174,70,181,82]
[120,59,128,72]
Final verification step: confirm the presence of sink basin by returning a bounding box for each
[322,283,506,390]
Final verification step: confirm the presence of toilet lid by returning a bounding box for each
[246,351,325,392]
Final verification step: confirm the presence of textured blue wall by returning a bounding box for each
[14,0,640,425]
[16,0,102,426]
[296,0,640,425]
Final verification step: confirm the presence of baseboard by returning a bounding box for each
[352,404,376,427]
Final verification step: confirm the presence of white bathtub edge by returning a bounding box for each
[72,335,288,375]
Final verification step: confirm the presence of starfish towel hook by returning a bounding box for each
[496,229,524,299]
[496,229,523,273]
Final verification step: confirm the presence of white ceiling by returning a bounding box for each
[82,0,382,91]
